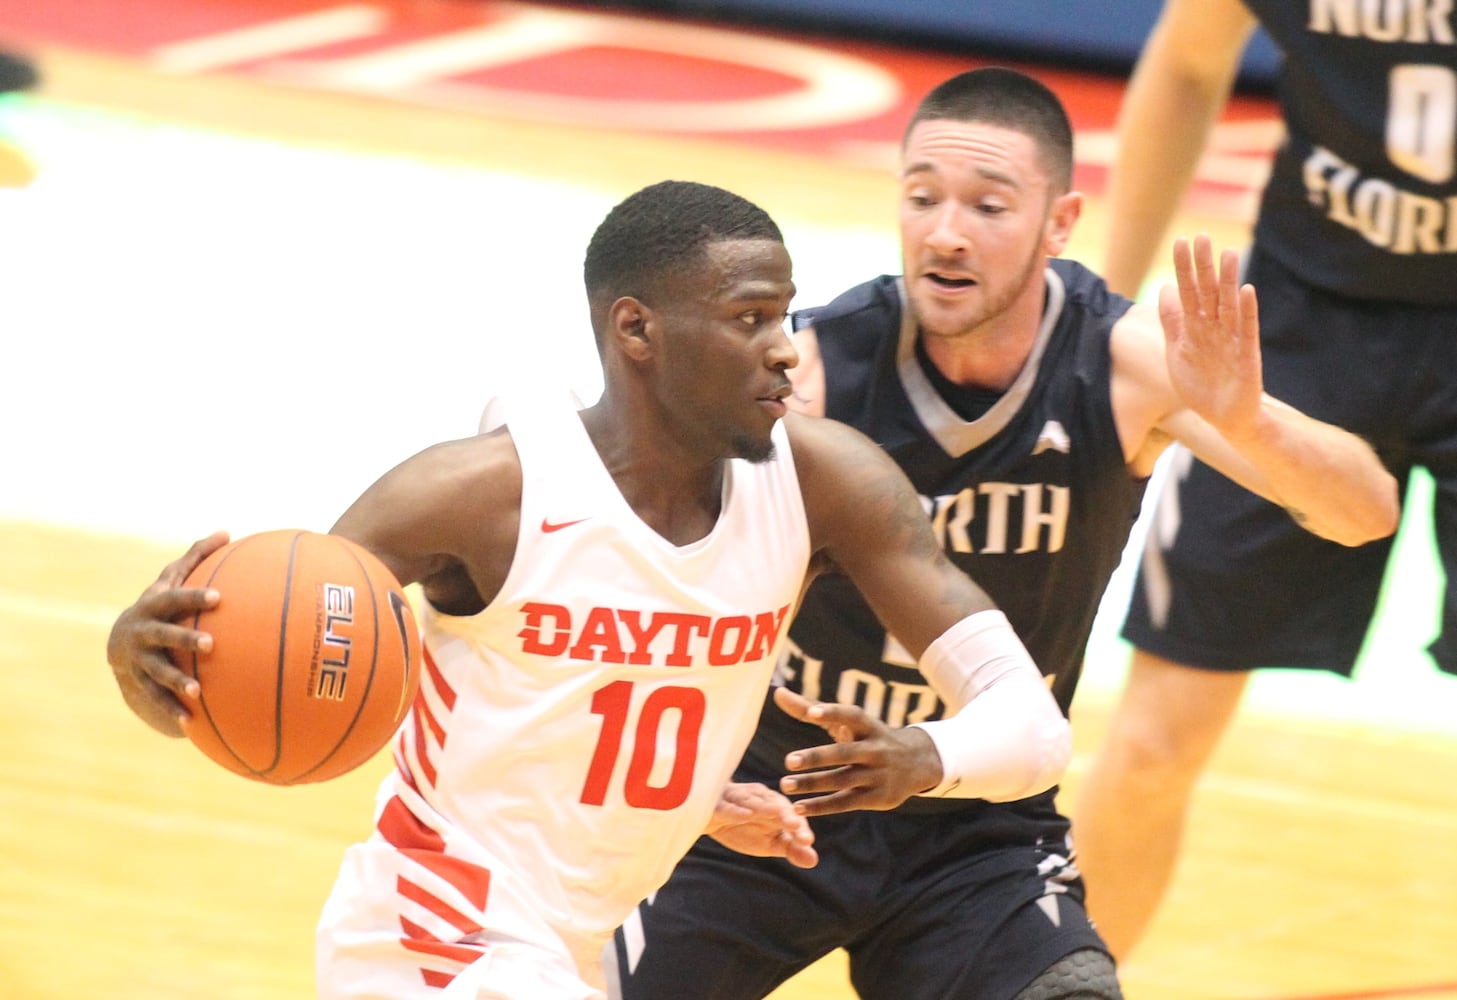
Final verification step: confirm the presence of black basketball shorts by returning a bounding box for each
[1123,244,1457,676]
[607,790,1109,1000]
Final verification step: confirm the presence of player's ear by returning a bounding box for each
[607,296,655,361]
[1042,190,1082,257]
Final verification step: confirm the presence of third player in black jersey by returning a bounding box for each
[1083,0,1457,961]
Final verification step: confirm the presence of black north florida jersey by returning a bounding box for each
[743,262,1146,811]
[1241,0,1457,305]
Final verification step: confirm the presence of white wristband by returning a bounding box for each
[908,611,1071,800]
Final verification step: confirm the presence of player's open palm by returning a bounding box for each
[706,781,819,869]
[1161,234,1265,442]
[106,530,229,738]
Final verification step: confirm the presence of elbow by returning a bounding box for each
[1362,476,1403,543]
[1307,473,1400,548]
[983,713,1073,804]
[1028,714,1074,799]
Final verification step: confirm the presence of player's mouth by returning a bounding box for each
[924,270,978,292]
[757,382,792,417]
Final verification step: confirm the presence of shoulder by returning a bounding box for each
[784,411,889,500]
[398,429,523,507]
[784,412,916,536]
[788,276,901,418]
[1052,259,1132,321]
[781,415,957,619]
[791,275,899,333]
[344,429,524,559]
[330,428,523,607]
[1108,300,1179,469]
[787,326,824,417]
[783,408,883,461]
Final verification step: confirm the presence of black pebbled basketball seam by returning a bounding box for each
[187,536,265,781]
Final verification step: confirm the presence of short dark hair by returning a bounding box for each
[583,180,784,307]
[904,68,1074,192]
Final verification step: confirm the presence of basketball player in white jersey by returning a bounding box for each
[107,181,1073,999]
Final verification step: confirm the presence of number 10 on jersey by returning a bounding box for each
[581,681,706,810]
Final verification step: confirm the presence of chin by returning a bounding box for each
[924,307,987,341]
[731,434,777,464]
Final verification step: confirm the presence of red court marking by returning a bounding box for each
[0,0,1277,210]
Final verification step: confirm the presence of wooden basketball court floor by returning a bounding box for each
[2,15,1456,1000]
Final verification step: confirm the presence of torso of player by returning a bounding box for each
[747,263,1145,788]
[1244,0,1457,304]
[390,394,810,949]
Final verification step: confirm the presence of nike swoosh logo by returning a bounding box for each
[541,517,590,533]
[387,590,415,664]
[387,590,419,718]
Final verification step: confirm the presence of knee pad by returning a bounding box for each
[1012,948,1123,1000]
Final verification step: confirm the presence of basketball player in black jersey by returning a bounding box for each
[608,69,1398,1000]
[1078,0,1457,963]
[0,50,35,92]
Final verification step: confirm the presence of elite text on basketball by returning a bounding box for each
[313,583,355,700]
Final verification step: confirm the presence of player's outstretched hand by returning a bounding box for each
[1160,233,1264,441]
[772,687,944,816]
[106,531,229,738]
[706,781,819,869]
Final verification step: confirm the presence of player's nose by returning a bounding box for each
[767,323,799,370]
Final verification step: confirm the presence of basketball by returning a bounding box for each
[171,529,422,785]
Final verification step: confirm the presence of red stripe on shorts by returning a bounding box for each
[377,794,447,853]
[399,916,483,965]
[420,969,456,989]
[375,797,494,911]
[398,875,485,937]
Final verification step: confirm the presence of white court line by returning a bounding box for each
[0,590,120,629]
[151,4,388,74]
[296,14,589,89]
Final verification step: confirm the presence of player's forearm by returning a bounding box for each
[1103,32,1241,298]
[1225,401,1400,546]
[909,611,1071,802]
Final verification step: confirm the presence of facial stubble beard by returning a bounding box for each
[911,234,1047,343]
[730,434,777,465]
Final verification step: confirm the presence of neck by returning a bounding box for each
[579,398,727,545]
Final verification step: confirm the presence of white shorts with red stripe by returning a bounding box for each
[315,791,605,1000]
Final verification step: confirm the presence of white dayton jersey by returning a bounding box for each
[317,392,811,999]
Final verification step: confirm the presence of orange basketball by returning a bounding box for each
[171,529,422,785]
